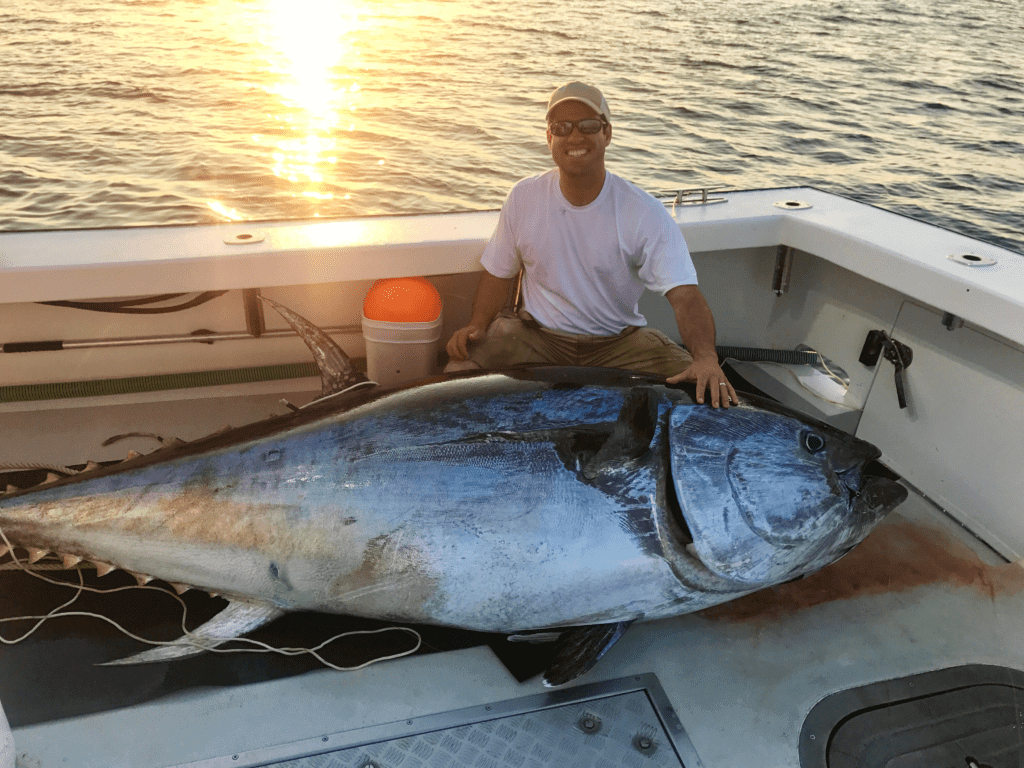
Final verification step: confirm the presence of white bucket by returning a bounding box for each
[361,314,442,388]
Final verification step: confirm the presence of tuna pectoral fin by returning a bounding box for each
[583,387,658,479]
[542,620,635,687]
[99,599,285,666]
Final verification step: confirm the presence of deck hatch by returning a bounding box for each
[171,674,702,768]
[800,664,1024,768]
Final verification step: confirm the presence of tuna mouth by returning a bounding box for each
[837,465,864,506]
[856,475,908,518]
[842,460,908,516]
[829,438,881,481]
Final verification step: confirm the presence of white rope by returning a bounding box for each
[0,525,421,671]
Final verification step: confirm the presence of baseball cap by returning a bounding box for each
[546,81,611,123]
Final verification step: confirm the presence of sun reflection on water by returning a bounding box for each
[207,0,368,219]
[263,0,366,203]
[208,200,245,221]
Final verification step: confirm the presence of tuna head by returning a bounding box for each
[667,394,907,587]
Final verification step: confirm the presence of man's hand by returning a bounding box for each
[445,270,513,363]
[667,357,739,408]
[663,285,736,408]
[446,323,487,361]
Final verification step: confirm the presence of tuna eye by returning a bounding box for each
[803,432,826,454]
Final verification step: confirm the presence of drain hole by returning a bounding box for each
[948,252,996,267]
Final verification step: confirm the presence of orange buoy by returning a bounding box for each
[362,277,442,322]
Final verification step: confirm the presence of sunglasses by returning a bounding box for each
[548,118,608,137]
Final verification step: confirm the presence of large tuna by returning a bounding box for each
[0,300,907,685]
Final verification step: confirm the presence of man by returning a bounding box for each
[446,81,738,408]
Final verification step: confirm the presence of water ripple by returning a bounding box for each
[0,0,1020,255]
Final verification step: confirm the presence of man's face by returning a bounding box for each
[546,101,612,179]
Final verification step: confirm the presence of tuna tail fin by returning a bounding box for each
[543,620,635,687]
[99,598,285,665]
[259,296,371,398]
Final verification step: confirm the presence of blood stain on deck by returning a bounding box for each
[699,516,1024,623]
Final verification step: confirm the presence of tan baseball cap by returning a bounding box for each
[546,81,611,123]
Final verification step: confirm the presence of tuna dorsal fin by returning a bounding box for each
[260,296,370,398]
[543,620,635,687]
[582,387,659,480]
[99,598,285,665]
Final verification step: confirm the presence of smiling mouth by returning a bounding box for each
[566,149,589,158]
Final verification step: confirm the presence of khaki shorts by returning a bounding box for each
[467,310,693,379]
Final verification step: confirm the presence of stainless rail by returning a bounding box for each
[1,325,363,353]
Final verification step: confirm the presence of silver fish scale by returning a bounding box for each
[254,692,683,768]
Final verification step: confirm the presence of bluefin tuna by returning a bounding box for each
[0,299,907,685]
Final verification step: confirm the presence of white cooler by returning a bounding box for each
[361,314,442,388]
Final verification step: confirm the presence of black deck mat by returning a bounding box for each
[0,566,503,728]
[800,664,1024,768]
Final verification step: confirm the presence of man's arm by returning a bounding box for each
[664,285,738,408]
[445,270,515,361]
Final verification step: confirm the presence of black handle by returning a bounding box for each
[2,340,64,353]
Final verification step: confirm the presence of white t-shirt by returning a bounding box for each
[480,169,698,335]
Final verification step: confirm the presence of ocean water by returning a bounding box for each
[1,0,1022,253]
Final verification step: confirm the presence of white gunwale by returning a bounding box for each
[1,187,1020,347]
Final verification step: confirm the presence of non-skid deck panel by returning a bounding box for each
[172,675,701,768]
[800,664,1024,768]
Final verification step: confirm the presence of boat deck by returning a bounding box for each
[6,481,1023,767]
